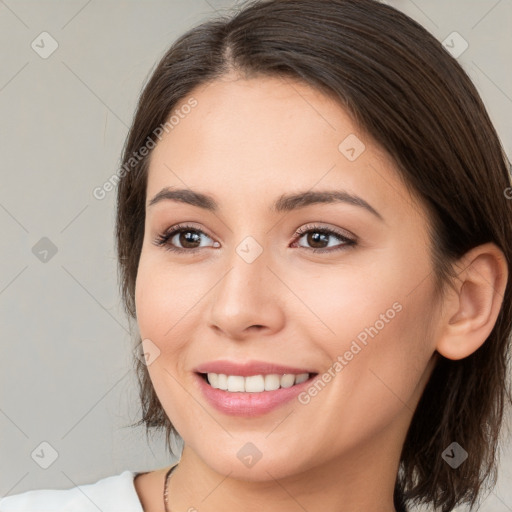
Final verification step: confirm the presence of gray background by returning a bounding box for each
[1,1,511,510]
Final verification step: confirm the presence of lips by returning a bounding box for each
[194,372,318,416]
[194,359,315,376]
[193,360,319,416]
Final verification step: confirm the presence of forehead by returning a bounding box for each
[145,74,422,223]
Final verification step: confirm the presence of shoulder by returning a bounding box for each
[0,470,143,512]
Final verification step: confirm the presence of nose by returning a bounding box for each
[207,243,286,340]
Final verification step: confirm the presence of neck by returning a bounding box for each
[167,428,404,512]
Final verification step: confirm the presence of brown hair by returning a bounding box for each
[115,1,512,510]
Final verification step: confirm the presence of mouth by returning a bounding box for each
[193,360,319,416]
[194,371,319,417]
[197,371,318,393]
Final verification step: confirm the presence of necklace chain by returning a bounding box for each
[163,464,178,512]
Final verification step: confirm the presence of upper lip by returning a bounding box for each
[194,360,316,377]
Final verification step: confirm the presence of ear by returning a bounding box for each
[435,242,508,360]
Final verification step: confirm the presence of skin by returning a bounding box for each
[132,73,508,512]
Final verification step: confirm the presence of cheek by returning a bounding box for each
[289,260,422,352]
[134,264,179,404]
[135,253,204,344]
[293,273,436,450]
[293,246,436,396]
[134,261,170,341]
[134,255,202,430]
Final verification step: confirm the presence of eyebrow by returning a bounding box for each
[147,187,384,221]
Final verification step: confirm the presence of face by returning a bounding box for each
[135,74,441,481]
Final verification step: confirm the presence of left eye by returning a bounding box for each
[291,224,356,253]
[153,223,357,254]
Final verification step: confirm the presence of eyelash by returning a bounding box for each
[153,223,357,254]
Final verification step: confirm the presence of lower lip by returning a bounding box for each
[195,373,317,417]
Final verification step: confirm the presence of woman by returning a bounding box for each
[2,0,511,511]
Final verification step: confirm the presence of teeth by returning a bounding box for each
[264,374,280,391]
[294,373,309,384]
[245,375,265,392]
[226,375,245,392]
[206,372,310,392]
[217,373,228,390]
[280,374,295,388]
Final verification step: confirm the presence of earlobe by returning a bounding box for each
[435,243,508,361]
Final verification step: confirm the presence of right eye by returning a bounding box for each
[153,224,218,253]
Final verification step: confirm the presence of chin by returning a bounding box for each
[195,440,309,482]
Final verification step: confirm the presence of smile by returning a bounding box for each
[194,370,319,417]
[201,372,311,392]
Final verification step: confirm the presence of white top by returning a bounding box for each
[0,470,145,512]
